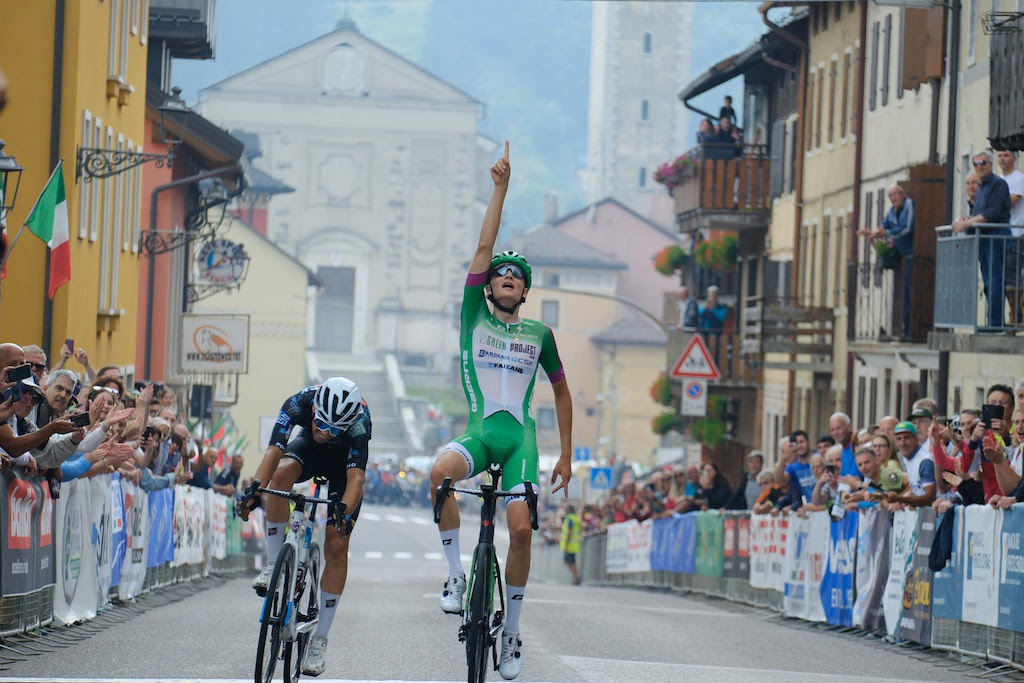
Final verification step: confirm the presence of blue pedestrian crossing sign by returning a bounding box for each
[590,467,612,490]
[574,446,590,461]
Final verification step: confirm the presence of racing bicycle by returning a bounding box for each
[433,463,539,683]
[244,478,345,683]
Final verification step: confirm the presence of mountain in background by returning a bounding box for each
[176,0,766,233]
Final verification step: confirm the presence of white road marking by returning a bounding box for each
[360,512,382,522]
[460,554,472,562]
[410,516,432,525]
[394,552,413,560]
[424,552,443,561]
[385,514,406,523]
[364,551,383,559]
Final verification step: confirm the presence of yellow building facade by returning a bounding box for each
[1,0,147,369]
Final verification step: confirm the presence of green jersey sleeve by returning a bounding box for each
[539,324,566,383]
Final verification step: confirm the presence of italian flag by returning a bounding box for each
[25,161,71,299]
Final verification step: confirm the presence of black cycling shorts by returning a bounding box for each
[283,431,364,523]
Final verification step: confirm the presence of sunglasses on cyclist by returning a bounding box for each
[314,417,344,436]
[491,264,524,280]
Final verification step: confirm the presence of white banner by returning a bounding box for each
[118,480,149,601]
[90,475,114,610]
[606,520,652,574]
[172,486,208,567]
[748,514,772,589]
[53,480,98,626]
[853,507,890,630]
[180,314,250,373]
[882,509,918,635]
[962,505,1002,627]
[803,511,829,623]
[767,515,787,593]
[783,514,810,618]
[209,491,228,561]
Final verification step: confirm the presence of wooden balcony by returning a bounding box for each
[741,297,833,373]
[667,330,759,386]
[671,144,772,234]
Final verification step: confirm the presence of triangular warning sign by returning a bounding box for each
[669,334,722,380]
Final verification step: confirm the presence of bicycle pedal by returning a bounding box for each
[254,586,268,598]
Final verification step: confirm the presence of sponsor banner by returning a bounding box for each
[118,480,148,601]
[898,508,936,644]
[931,508,964,621]
[883,509,919,635]
[997,507,1024,632]
[226,507,243,557]
[606,519,652,574]
[962,505,1001,627]
[749,514,771,589]
[853,507,891,630]
[650,515,676,572]
[695,511,724,577]
[54,479,97,626]
[0,469,53,598]
[722,512,750,579]
[803,511,829,623]
[110,473,127,589]
[783,514,811,619]
[767,515,788,593]
[820,514,857,626]
[173,486,207,567]
[209,490,228,562]
[90,475,114,610]
[180,314,249,373]
[148,488,175,568]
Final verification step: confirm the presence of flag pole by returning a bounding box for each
[0,160,63,271]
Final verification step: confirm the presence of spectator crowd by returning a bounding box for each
[0,341,245,502]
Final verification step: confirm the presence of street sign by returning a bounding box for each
[669,334,722,381]
[680,379,708,416]
[590,467,613,490]
[574,446,591,461]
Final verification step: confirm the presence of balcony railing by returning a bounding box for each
[667,330,758,385]
[670,144,771,233]
[741,296,833,372]
[851,242,934,344]
[935,224,1024,334]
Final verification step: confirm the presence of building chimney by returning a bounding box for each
[544,193,558,225]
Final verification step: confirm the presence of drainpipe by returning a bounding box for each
[847,0,869,416]
[42,0,66,358]
[143,163,241,379]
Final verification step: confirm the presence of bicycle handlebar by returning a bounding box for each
[432,476,540,531]
[245,480,347,530]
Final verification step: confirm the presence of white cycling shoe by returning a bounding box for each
[440,573,466,614]
[498,630,523,680]
[302,635,328,677]
[251,565,273,596]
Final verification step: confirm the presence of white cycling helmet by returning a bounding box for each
[314,377,363,429]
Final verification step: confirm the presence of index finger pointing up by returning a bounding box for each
[503,140,509,161]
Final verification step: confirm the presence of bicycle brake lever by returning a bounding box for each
[524,482,539,531]
[433,477,452,524]
[329,491,346,529]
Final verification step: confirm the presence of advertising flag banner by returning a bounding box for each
[695,511,724,577]
[883,509,918,635]
[210,491,228,561]
[118,480,148,601]
[931,508,964,621]
[768,515,788,593]
[749,514,771,589]
[962,505,1002,627]
[897,508,936,644]
[853,507,891,630]
[0,469,52,597]
[722,512,750,579]
[606,519,652,574]
[148,488,175,568]
[226,507,243,556]
[54,479,97,626]
[90,475,114,610]
[997,507,1024,632]
[650,515,676,572]
[109,473,127,589]
[820,514,857,626]
[803,511,829,623]
[672,512,698,574]
[783,514,811,619]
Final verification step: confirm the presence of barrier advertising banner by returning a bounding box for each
[883,509,919,636]
[804,511,829,623]
[783,514,811,619]
[0,469,54,597]
[768,515,788,593]
[853,507,891,630]
[54,479,97,626]
[148,488,174,568]
[695,511,724,577]
[997,507,1024,632]
[722,512,750,579]
[226,508,243,557]
[209,491,228,561]
[90,475,114,610]
[118,480,148,601]
[962,505,1001,627]
[820,514,857,626]
[173,486,207,567]
[897,508,935,644]
[748,513,771,589]
[606,519,652,574]
[931,508,963,621]
[109,473,127,589]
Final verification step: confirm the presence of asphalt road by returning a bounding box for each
[1,504,977,683]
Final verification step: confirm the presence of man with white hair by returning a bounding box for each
[829,412,860,479]
[38,369,78,426]
[859,184,914,339]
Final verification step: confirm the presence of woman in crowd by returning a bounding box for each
[698,462,731,510]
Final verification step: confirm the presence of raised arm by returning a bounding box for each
[469,140,511,274]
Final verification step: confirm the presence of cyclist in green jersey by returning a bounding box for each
[430,140,573,681]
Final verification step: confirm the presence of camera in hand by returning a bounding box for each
[68,411,91,428]
[7,363,31,383]
[982,404,1003,428]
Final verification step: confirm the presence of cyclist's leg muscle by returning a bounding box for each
[431,435,486,532]
[321,527,350,596]
[504,499,533,586]
[266,457,303,523]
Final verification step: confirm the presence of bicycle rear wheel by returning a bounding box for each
[283,542,321,683]
[465,544,493,683]
[255,544,295,683]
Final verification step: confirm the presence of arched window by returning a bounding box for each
[643,32,652,54]
[640,99,649,121]
[638,167,647,188]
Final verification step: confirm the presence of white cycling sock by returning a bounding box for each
[440,528,463,576]
[504,584,525,634]
[265,522,286,566]
[315,591,340,637]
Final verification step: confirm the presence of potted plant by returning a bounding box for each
[653,244,691,276]
[651,411,683,436]
[693,236,739,272]
[653,154,695,191]
[873,235,899,270]
[649,372,673,406]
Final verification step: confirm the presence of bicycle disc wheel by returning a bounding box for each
[466,544,493,683]
[284,542,321,683]
[255,544,295,683]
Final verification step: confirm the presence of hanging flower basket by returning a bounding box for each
[653,154,696,191]
[874,235,899,270]
[653,244,691,276]
[694,236,739,272]
[649,372,673,406]
[651,411,684,436]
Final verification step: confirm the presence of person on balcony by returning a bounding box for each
[707,117,743,160]
[858,184,915,339]
[696,118,716,146]
[953,151,1012,330]
[997,151,1024,323]
[965,172,979,213]
[698,286,727,333]
[678,286,698,330]
[719,95,737,127]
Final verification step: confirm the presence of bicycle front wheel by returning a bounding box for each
[255,544,295,683]
[284,541,321,683]
[465,544,493,683]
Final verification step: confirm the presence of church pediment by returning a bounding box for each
[203,28,480,105]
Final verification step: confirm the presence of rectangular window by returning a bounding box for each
[99,126,114,312]
[882,14,892,106]
[821,215,831,306]
[822,2,829,30]
[841,53,851,138]
[870,21,879,111]
[130,143,141,253]
[140,0,149,45]
[788,119,797,193]
[834,214,845,305]
[537,407,556,430]
[640,99,649,121]
[815,70,824,149]
[541,300,560,327]
[835,1,842,21]
[638,167,647,188]
[108,0,119,79]
[643,32,652,54]
[121,138,132,252]
[897,10,905,99]
[120,0,130,83]
[869,377,878,425]
[78,111,92,240]
[812,4,819,34]
[828,58,837,144]
[857,377,866,429]
[91,117,102,242]
[876,188,885,226]
[805,71,816,152]
[968,0,978,64]
[131,0,139,35]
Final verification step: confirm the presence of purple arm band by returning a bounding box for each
[467,271,489,287]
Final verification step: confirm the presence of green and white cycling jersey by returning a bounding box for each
[444,270,566,489]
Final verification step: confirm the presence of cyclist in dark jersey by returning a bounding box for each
[430,141,574,681]
[238,377,370,677]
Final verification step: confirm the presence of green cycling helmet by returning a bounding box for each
[490,250,532,289]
